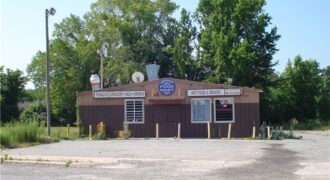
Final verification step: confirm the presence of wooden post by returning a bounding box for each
[67,124,70,139]
[227,123,232,138]
[156,123,159,139]
[207,122,211,139]
[123,120,129,139]
[177,123,181,139]
[267,126,270,140]
[252,126,256,139]
[89,125,92,140]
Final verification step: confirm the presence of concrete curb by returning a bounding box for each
[0,154,120,167]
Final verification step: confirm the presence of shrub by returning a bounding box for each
[93,132,107,140]
[290,118,299,130]
[19,100,46,126]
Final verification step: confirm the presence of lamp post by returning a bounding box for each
[45,7,56,136]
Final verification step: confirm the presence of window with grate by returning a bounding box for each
[125,99,144,123]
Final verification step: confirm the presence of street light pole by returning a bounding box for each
[45,7,56,137]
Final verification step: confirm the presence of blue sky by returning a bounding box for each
[1,0,329,89]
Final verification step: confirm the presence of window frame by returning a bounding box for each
[191,98,212,124]
[124,99,145,124]
[213,97,235,123]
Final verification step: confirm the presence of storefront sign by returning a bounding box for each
[187,88,241,97]
[94,91,110,98]
[224,88,241,95]
[94,91,145,98]
[159,79,176,96]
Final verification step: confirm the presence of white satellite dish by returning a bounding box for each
[132,72,145,83]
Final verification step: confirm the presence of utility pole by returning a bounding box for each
[45,7,56,136]
[100,48,104,89]
[98,45,105,89]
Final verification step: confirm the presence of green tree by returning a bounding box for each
[171,9,202,80]
[197,0,280,88]
[278,55,321,122]
[318,66,330,120]
[0,66,27,123]
[27,39,84,124]
[86,0,179,78]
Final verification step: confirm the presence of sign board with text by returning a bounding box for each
[94,91,145,98]
[187,88,241,97]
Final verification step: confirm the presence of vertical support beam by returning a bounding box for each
[227,123,232,139]
[252,126,256,139]
[67,124,70,139]
[156,123,159,139]
[207,122,211,139]
[177,123,181,139]
[89,125,92,140]
[267,126,271,140]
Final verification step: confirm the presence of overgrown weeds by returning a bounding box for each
[0,119,55,148]
[93,132,107,140]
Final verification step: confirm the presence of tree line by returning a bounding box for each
[1,0,329,125]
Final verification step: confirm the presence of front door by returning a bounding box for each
[152,104,183,137]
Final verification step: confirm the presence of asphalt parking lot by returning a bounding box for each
[0,131,329,180]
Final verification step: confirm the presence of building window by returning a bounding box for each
[125,99,144,124]
[191,98,212,123]
[214,98,235,123]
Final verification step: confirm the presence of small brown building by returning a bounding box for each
[78,78,260,138]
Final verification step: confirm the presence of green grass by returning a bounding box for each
[0,120,55,148]
[51,126,79,140]
[0,120,79,149]
[282,119,330,131]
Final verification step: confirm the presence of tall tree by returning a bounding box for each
[27,39,84,124]
[197,0,280,88]
[0,66,26,123]
[85,0,179,78]
[278,55,321,121]
[171,9,201,80]
[318,66,330,120]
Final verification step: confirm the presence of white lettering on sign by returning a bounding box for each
[95,91,145,98]
[188,89,240,97]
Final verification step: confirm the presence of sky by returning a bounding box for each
[1,0,329,89]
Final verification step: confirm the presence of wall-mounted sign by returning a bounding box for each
[159,79,176,96]
[224,88,241,95]
[94,91,145,98]
[187,88,241,97]
[94,91,110,98]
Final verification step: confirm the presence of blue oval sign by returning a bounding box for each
[159,79,176,96]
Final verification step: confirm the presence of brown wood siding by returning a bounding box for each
[80,102,259,138]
